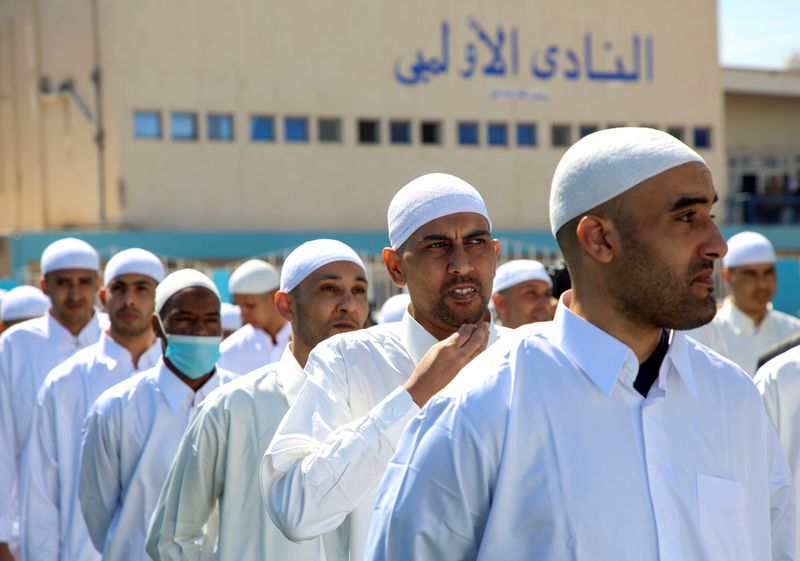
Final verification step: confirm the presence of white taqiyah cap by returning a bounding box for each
[493,260,552,294]
[723,231,776,269]
[388,172,491,249]
[103,248,165,286]
[1,286,50,322]
[549,127,705,236]
[379,293,411,324]
[40,238,100,275]
[155,269,220,313]
[280,239,366,293]
[228,260,280,295]
[220,303,243,331]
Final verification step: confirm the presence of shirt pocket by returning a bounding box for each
[697,474,753,561]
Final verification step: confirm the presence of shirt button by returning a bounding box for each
[623,362,634,374]
[659,508,670,520]
[648,454,659,466]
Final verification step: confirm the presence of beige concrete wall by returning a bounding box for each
[725,93,800,153]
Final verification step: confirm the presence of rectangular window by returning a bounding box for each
[133,111,162,139]
[551,124,572,147]
[285,116,309,143]
[318,118,342,143]
[694,127,712,149]
[250,115,275,142]
[579,124,599,138]
[488,122,508,146]
[516,123,537,147]
[358,119,380,144]
[667,126,685,142]
[458,122,479,146]
[390,120,411,144]
[420,121,442,145]
[171,112,198,141]
[207,113,234,141]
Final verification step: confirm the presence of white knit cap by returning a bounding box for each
[280,239,366,293]
[155,269,220,313]
[379,293,411,324]
[228,260,280,295]
[1,286,50,322]
[493,260,552,294]
[103,248,165,286]
[723,231,776,269]
[388,172,492,249]
[40,238,100,275]
[549,127,705,235]
[220,303,243,331]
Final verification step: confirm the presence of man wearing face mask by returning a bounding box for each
[78,269,235,561]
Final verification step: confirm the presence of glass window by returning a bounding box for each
[390,120,411,144]
[420,121,442,145]
[318,118,342,143]
[358,119,380,144]
[516,123,537,147]
[694,127,712,149]
[285,117,309,143]
[488,122,508,146]
[250,115,275,142]
[667,126,685,142]
[171,112,198,141]
[133,111,161,139]
[579,124,598,138]
[207,113,234,141]
[458,122,479,146]
[551,124,572,147]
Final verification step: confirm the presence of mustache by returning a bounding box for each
[688,261,714,276]
[441,275,484,293]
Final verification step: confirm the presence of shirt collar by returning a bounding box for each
[275,345,305,404]
[400,308,503,365]
[720,297,773,334]
[45,310,103,347]
[155,357,219,412]
[97,333,162,371]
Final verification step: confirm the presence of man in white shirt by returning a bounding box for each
[0,238,104,561]
[78,269,234,561]
[688,231,800,376]
[23,248,165,561]
[364,128,795,561]
[0,286,50,333]
[491,259,555,327]
[147,239,369,561]
[217,259,291,375]
[262,173,505,561]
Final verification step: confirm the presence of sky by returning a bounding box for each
[719,0,800,69]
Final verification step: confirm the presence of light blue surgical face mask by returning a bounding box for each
[158,317,222,379]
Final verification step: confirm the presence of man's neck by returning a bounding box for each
[731,297,768,327]
[51,310,92,336]
[290,341,308,369]
[412,309,492,342]
[106,328,156,368]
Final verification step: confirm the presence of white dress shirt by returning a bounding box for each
[0,312,104,544]
[147,346,336,561]
[23,333,161,561]
[78,359,233,561]
[364,302,795,561]
[262,312,507,561]
[688,298,800,377]
[217,322,292,375]
[755,346,800,561]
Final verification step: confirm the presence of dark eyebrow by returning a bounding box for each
[420,229,491,242]
[669,193,719,213]
[315,273,369,284]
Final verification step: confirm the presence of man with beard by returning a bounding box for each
[147,239,369,561]
[0,238,104,561]
[363,128,794,560]
[491,259,555,327]
[261,173,506,561]
[22,249,164,561]
[689,231,800,377]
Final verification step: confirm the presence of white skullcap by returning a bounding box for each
[280,239,366,293]
[388,172,492,249]
[723,231,776,269]
[1,286,50,322]
[493,260,552,294]
[228,260,280,295]
[40,238,100,275]
[379,293,411,324]
[103,248,165,286]
[549,127,705,235]
[220,303,243,331]
[155,269,220,314]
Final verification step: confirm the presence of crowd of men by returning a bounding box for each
[1,126,800,560]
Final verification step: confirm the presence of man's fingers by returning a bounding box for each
[459,322,490,359]
[451,323,478,348]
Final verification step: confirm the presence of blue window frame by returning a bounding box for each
[133,111,161,139]
[207,113,234,141]
[250,115,275,142]
[458,122,479,146]
[694,127,712,149]
[390,120,411,144]
[516,123,536,147]
[171,112,198,140]
[488,122,508,146]
[285,117,309,143]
